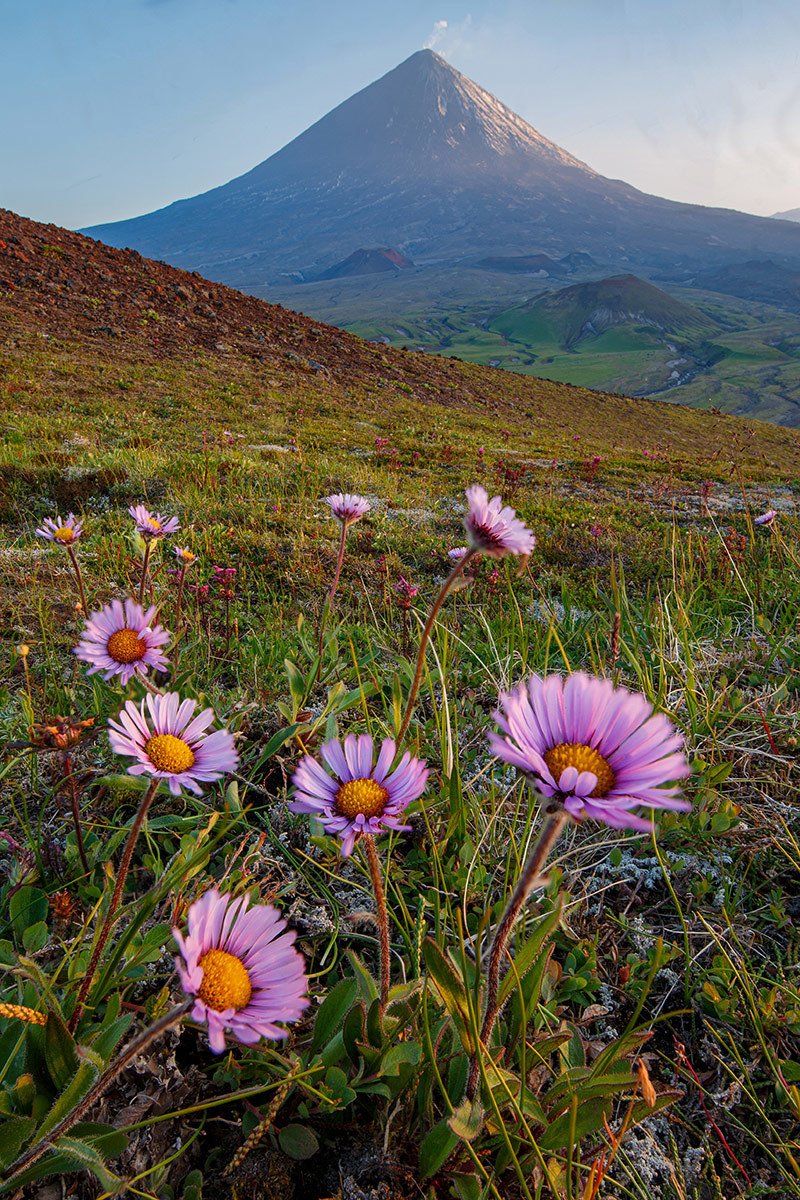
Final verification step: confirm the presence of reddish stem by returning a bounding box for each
[69,778,158,1032]
[62,753,89,875]
[315,520,348,684]
[396,548,476,744]
[466,807,567,1100]
[66,544,88,616]
[363,834,390,1012]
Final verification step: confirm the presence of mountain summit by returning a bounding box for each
[84,49,800,287]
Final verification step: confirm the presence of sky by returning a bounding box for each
[1,0,799,230]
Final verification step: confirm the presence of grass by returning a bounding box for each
[1,274,799,1196]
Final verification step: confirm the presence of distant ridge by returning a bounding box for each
[693,260,800,314]
[83,49,800,290]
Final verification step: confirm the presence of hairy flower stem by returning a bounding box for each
[466,807,568,1100]
[62,752,90,875]
[396,548,477,744]
[363,834,390,1012]
[315,521,348,684]
[7,999,191,1183]
[68,777,159,1033]
[138,540,153,605]
[66,545,88,616]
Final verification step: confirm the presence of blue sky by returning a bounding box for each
[2,0,799,229]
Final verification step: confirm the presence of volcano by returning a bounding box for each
[83,49,800,290]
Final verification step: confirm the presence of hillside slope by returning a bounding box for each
[2,208,799,473]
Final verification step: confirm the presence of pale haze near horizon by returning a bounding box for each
[1,0,798,230]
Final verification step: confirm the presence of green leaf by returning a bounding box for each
[2,1134,122,1191]
[35,1059,99,1141]
[250,722,307,773]
[419,1119,459,1179]
[88,1013,133,1064]
[342,1004,366,1066]
[181,1167,204,1200]
[366,997,383,1049]
[446,1051,469,1103]
[21,923,48,954]
[130,922,173,964]
[497,898,562,1008]
[381,1042,421,1076]
[537,1096,612,1152]
[311,978,359,1052]
[627,1089,683,1125]
[71,1122,129,1160]
[277,1123,319,1160]
[9,888,48,942]
[317,1031,346,1068]
[284,659,307,713]
[422,938,474,1053]
[346,950,379,1004]
[447,1096,484,1142]
[526,1032,571,1065]
[44,1012,79,1091]
[0,1116,36,1170]
[452,1173,482,1200]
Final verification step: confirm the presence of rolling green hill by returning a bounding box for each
[494,274,717,350]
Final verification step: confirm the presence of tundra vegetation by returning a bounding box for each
[0,214,799,1199]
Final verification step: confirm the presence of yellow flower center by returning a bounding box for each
[543,742,615,798]
[335,777,389,819]
[53,526,75,543]
[197,948,252,1011]
[145,733,195,774]
[106,628,147,663]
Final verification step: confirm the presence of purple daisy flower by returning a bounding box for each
[754,509,777,527]
[464,485,535,559]
[488,672,691,832]
[75,598,170,683]
[174,887,308,1053]
[108,691,239,796]
[174,546,198,564]
[290,734,428,857]
[36,513,84,545]
[324,493,371,527]
[448,546,469,561]
[129,503,180,540]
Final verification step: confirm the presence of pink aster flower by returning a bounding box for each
[488,672,691,832]
[36,513,83,545]
[129,503,180,540]
[108,691,239,796]
[754,509,777,527]
[174,887,308,1053]
[75,599,170,683]
[464,485,535,559]
[174,546,198,564]
[448,546,469,561]
[324,493,371,527]
[290,734,428,857]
